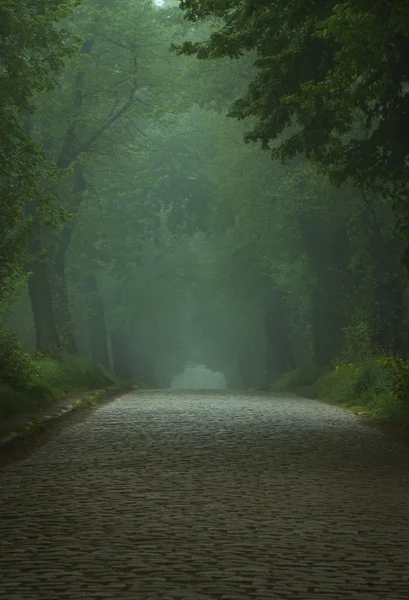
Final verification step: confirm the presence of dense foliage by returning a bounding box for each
[2,0,409,428]
[174,0,409,260]
[0,0,81,314]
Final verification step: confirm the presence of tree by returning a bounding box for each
[174,0,409,260]
[26,0,187,353]
[0,0,81,319]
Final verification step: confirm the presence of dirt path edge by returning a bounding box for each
[0,385,133,471]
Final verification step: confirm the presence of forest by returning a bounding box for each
[1,0,409,431]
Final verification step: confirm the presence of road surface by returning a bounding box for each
[1,389,409,599]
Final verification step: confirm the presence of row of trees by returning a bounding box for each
[0,0,81,320]
[172,0,409,380]
[2,0,259,386]
[3,0,409,388]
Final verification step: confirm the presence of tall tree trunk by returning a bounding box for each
[110,329,132,381]
[237,345,260,389]
[363,196,406,356]
[299,214,349,367]
[48,164,87,355]
[25,210,61,356]
[371,252,406,357]
[265,293,296,376]
[83,274,110,370]
[132,347,156,387]
[224,367,238,389]
[22,117,60,355]
[42,44,92,353]
[311,275,343,366]
[51,234,78,355]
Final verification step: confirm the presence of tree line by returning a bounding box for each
[2,0,409,391]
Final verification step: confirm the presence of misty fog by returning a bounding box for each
[171,365,226,389]
[3,0,409,398]
[2,1,409,596]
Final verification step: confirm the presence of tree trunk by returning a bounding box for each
[237,346,259,389]
[363,198,406,356]
[311,276,343,367]
[51,238,78,355]
[265,294,296,376]
[298,213,349,367]
[132,348,156,387]
[25,225,61,356]
[83,274,110,370]
[48,164,87,355]
[22,118,60,356]
[110,330,132,381]
[372,269,406,357]
[224,367,239,389]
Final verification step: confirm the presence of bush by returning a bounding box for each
[271,355,409,429]
[35,354,117,397]
[0,382,55,420]
[0,351,119,423]
[380,356,409,404]
[272,363,330,394]
[315,357,409,424]
[0,331,40,390]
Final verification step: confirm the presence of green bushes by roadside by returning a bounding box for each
[316,358,408,423]
[0,331,40,390]
[273,356,409,426]
[0,332,119,421]
[34,354,117,397]
[271,363,330,397]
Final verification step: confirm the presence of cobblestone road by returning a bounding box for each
[1,390,409,600]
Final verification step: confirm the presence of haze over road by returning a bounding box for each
[1,390,409,599]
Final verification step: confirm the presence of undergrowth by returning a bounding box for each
[16,390,106,437]
[273,357,409,427]
[271,363,330,397]
[0,336,120,422]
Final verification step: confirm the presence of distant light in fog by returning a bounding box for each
[154,0,165,6]
[172,364,226,390]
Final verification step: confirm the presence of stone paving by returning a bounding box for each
[1,389,409,600]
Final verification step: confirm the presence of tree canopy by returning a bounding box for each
[0,0,81,316]
[174,0,409,257]
[3,0,409,402]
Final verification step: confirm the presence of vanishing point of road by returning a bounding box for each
[1,389,409,599]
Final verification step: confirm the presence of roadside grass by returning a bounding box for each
[272,358,409,431]
[0,354,120,423]
[0,384,134,441]
[271,363,331,398]
[0,385,132,470]
[14,389,107,438]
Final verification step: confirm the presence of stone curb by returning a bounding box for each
[0,387,129,449]
[0,399,91,448]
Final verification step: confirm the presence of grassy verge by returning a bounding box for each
[0,353,122,425]
[0,383,131,470]
[271,363,331,399]
[11,387,125,439]
[271,358,409,434]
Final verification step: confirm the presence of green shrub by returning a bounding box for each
[271,355,409,429]
[272,363,330,394]
[380,356,409,404]
[315,369,348,402]
[35,354,117,396]
[0,331,40,390]
[317,360,385,405]
[0,384,33,419]
[315,356,409,426]
[0,381,55,420]
[0,350,119,423]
